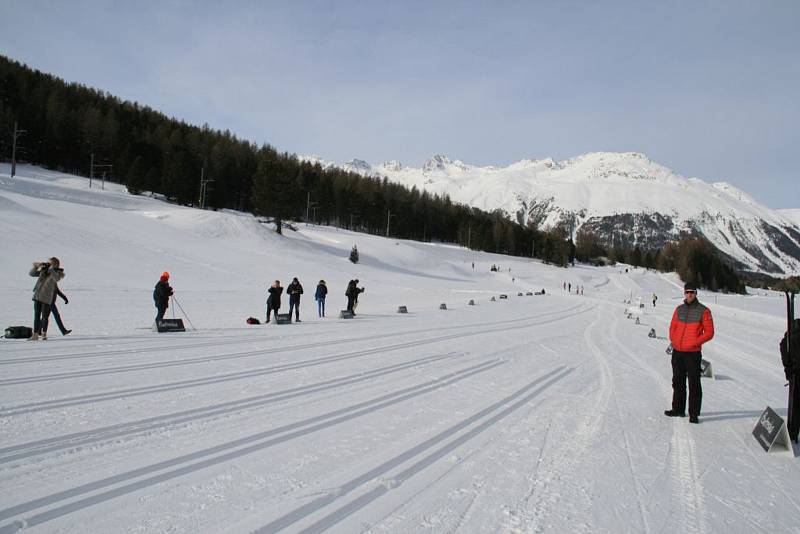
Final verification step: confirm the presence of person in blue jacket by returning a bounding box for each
[315,280,328,318]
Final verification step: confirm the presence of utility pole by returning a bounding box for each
[468,224,471,249]
[11,122,27,177]
[198,167,213,208]
[386,210,392,238]
[89,153,94,188]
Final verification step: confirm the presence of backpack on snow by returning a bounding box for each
[246,317,261,325]
[4,326,33,339]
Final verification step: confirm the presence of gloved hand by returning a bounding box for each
[63,297,69,305]
[665,343,673,355]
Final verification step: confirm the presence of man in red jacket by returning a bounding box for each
[665,282,715,424]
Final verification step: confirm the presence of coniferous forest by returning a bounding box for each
[0,55,747,290]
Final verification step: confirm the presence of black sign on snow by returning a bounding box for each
[339,310,354,319]
[700,359,714,379]
[752,406,793,454]
[275,313,292,325]
[156,318,185,332]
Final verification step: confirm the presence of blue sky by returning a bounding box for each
[1,1,798,208]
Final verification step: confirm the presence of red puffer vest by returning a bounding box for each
[670,300,714,352]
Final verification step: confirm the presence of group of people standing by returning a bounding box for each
[262,278,364,323]
[27,257,71,341]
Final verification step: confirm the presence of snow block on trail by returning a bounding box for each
[700,358,714,379]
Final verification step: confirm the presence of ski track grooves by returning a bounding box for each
[0,303,587,367]
[0,352,459,465]
[0,304,593,415]
[0,360,505,532]
[252,366,575,534]
[514,306,613,532]
[609,304,708,534]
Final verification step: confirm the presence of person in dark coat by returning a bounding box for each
[153,271,174,326]
[287,277,304,322]
[346,279,365,314]
[28,257,65,341]
[780,318,800,442]
[266,280,283,323]
[49,284,71,336]
[315,280,328,318]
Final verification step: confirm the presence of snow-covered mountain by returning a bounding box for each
[301,152,800,275]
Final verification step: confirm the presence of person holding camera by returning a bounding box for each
[287,277,304,322]
[28,257,65,341]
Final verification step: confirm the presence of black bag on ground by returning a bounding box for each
[4,326,33,339]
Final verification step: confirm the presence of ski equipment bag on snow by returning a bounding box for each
[246,317,261,325]
[4,326,33,339]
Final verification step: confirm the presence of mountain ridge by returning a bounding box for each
[300,152,800,275]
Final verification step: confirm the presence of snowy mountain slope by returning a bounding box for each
[779,208,800,227]
[1,165,798,533]
[302,153,800,275]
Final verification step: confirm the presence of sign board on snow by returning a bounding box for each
[275,313,292,325]
[752,406,793,454]
[700,359,714,379]
[156,319,185,332]
[339,310,354,319]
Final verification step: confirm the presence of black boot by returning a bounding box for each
[664,410,686,417]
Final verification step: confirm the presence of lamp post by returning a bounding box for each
[10,122,27,178]
[386,210,396,238]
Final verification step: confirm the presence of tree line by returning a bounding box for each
[1,54,755,288]
[575,230,745,293]
[0,55,582,264]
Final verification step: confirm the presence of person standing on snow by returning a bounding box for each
[665,282,714,424]
[266,280,283,323]
[780,317,800,442]
[315,280,328,318]
[49,284,71,336]
[153,271,174,326]
[287,277,304,322]
[28,257,65,341]
[653,293,658,307]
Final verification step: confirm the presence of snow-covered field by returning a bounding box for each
[0,164,797,533]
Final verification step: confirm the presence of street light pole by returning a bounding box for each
[10,122,27,178]
[386,210,391,238]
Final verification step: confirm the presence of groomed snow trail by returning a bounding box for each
[1,167,798,533]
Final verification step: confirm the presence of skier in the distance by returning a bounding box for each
[266,280,283,323]
[287,277,304,322]
[153,271,174,327]
[28,257,65,341]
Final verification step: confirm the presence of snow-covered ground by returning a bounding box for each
[0,165,797,533]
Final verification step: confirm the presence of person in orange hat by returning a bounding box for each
[153,271,174,326]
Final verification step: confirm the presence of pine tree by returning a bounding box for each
[349,245,359,264]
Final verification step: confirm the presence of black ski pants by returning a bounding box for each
[671,350,702,417]
[50,302,68,335]
[33,301,51,334]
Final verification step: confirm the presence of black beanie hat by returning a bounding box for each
[684,282,698,291]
